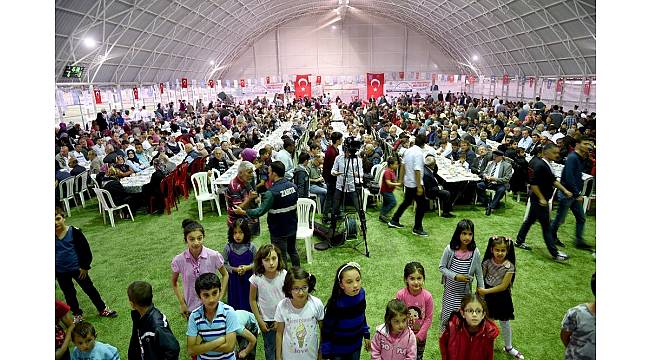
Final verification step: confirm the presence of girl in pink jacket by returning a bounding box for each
[371,299,417,360]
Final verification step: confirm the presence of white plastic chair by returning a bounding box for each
[90,175,103,213]
[306,178,322,214]
[74,171,91,208]
[58,177,77,217]
[191,172,218,220]
[93,188,134,227]
[362,162,386,211]
[296,198,316,264]
[208,169,226,214]
[522,188,556,221]
[581,177,595,213]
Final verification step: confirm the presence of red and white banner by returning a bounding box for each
[133,87,139,100]
[468,75,476,85]
[583,79,591,96]
[556,78,564,93]
[503,74,509,84]
[208,79,215,88]
[399,71,405,80]
[431,73,436,84]
[159,82,164,94]
[366,73,385,100]
[93,89,102,104]
[181,78,188,88]
[529,77,535,87]
[448,74,454,83]
[239,79,246,88]
[265,76,271,85]
[295,74,311,98]
[316,75,321,85]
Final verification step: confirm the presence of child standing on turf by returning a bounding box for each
[55,207,118,323]
[379,157,401,223]
[127,281,180,360]
[439,294,499,360]
[274,267,324,360]
[370,299,417,360]
[560,272,596,360]
[321,262,371,360]
[477,236,524,359]
[395,262,434,360]
[187,273,242,360]
[224,218,257,312]
[249,244,287,360]
[71,321,120,360]
[439,219,484,333]
[171,219,229,320]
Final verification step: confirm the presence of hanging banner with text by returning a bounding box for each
[583,78,591,96]
[384,80,432,94]
[181,78,188,88]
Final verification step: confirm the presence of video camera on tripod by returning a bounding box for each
[343,136,362,156]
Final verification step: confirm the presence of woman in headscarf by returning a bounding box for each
[142,158,167,213]
[125,149,144,173]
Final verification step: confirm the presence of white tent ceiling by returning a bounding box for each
[55,0,596,84]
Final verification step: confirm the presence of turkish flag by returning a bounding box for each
[239,79,246,88]
[556,78,564,93]
[399,71,404,80]
[366,73,384,100]
[181,78,188,88]
[468,75,475,85]
[503,74,509,84]
[431,73,436,84]
[529,77,535,87]
[93,89,102,104]
[316,75,321,85]
[295,74,311,98]
[449,74,454,83]
[583,79,591,96]
[159,82,164,94]
[133,87,139,100]
[208,79,215,88]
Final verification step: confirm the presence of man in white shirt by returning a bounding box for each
[388,134,428,236]
[517,128,533,150]
[140,106,152,122]
[131,107,140,122]
[330,145,364,222]
[276,138,295,181]
[70,143,89,167]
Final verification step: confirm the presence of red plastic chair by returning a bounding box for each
[175,162,190,199]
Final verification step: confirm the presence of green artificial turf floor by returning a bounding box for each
[55,190,595,359]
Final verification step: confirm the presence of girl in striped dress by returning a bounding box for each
[438,219,484,333]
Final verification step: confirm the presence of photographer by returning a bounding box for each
[330,137,364,226]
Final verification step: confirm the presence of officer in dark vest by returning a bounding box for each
[234,161,300,267]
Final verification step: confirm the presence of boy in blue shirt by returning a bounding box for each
[187,273,242,360]
[70,321,120,360]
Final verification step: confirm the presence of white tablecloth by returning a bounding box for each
[525,155,593,181]
[120,152,185,193]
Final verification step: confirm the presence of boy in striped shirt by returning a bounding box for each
[187,273,242,360]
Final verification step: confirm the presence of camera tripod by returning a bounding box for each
[327,151,370,258]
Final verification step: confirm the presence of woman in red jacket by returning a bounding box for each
[439,294,499,360]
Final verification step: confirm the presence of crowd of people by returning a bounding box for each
[55,91,596,359]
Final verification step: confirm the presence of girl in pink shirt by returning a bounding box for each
[395,262,434,360]
[170,219,229,320]
[370,299,417,360]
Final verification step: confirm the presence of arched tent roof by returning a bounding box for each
[55,0,595,84]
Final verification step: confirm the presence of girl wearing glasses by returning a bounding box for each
[274,267,323,360]
[477,236,524,359]
[439,294,499,360]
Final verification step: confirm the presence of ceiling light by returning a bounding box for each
[332,25,337,29]
[210,60,215,65]
[84,37,96,48]
[472,55,479,61]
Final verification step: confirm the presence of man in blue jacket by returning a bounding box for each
[234,161,300,267]
[550,136,595,250]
